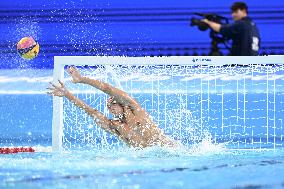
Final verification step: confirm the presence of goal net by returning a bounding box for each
[52,56,284,151]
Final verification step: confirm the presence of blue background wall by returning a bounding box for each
[0,0,284,68]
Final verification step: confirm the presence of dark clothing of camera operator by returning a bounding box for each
[203,2,260,56]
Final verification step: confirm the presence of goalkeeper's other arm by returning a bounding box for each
[47,80,114,134]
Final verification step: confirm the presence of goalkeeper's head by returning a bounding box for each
[107,96,124,116]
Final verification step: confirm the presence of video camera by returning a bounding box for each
[190,13,229,31]
[190,13,230,55]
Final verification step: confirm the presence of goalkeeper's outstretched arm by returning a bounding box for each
[67,66,141,111]
[47,80,114,134]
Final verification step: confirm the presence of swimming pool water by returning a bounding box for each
[1,148,284,189]
[1,68,284,189]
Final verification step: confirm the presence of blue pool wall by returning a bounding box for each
[1,0,284,69]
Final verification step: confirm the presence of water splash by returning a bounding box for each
[189,132,226,155]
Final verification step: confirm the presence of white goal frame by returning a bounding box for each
[52,55,284,151]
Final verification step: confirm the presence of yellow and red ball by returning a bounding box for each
[16,36,39,60]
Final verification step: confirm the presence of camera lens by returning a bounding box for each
[190,18,208,31]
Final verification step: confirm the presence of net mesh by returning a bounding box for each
[61,64,284,149]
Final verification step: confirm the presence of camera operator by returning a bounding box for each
[202,2,260,56]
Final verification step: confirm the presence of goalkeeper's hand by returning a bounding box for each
[67,66,83,84]
[47,80,67,97]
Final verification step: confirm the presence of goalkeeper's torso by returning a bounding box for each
[110,105,179,148]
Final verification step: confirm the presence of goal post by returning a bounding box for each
[52,56,284,151]
[52,61,64,152]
